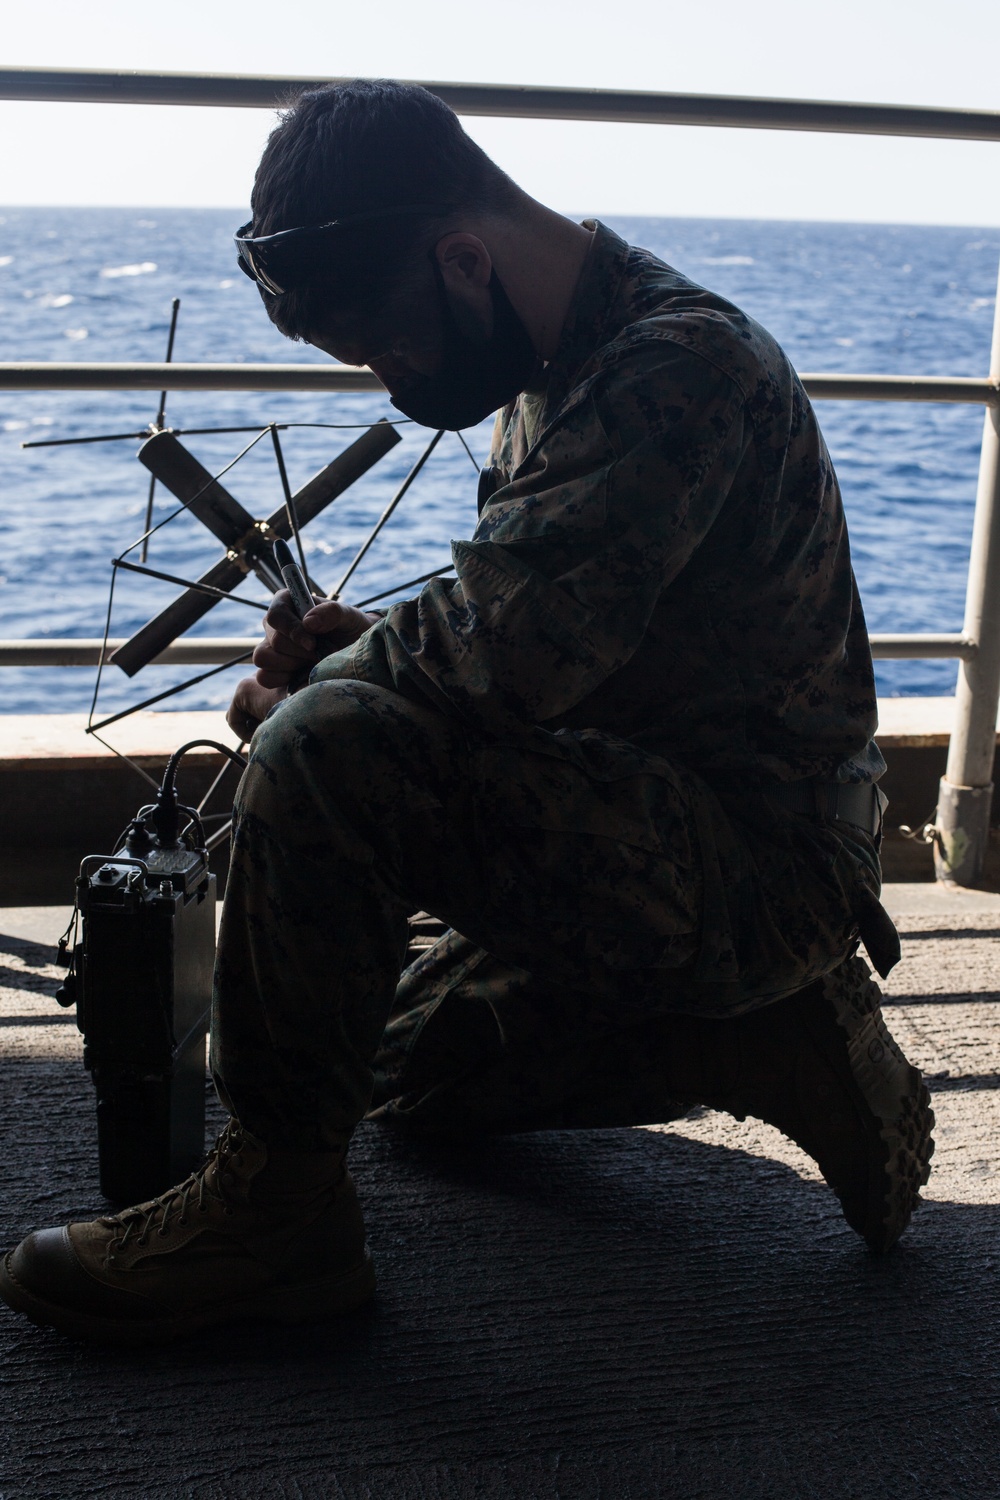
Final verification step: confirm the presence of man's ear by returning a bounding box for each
[433,233,493,292]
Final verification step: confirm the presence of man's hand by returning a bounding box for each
[226,588,377,740]
[252,589,376,689]
[227,678,289,742]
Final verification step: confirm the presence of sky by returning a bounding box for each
[0,0,999,224]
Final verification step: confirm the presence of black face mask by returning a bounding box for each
[389,268,541,431]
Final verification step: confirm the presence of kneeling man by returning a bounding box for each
[0,80,932,1344]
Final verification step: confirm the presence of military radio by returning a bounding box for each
[55,740,245,1204]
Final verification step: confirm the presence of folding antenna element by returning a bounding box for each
[109,420,401,676]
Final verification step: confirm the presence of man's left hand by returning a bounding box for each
[225,590,378,741]
[227,678,288,742]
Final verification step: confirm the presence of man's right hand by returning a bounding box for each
[251,589,377,690]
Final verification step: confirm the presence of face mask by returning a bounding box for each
[389,267,541,431]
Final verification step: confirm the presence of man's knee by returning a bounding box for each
[249,680,412,787]
[238,678,465,837]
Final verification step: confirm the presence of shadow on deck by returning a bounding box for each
[1,888,999,1499]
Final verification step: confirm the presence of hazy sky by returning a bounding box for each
[2,0,999,223]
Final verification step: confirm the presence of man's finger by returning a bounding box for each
[252,641,308,674]
[255,667,299,690]
[261,628,317,662]
[226,704,259,740]
[228,676,287,738]
[301,600,347,635]
[264,590,317,650]
[226,693,261,739]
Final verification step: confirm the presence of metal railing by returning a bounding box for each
[0,364,995,403]
[1,67,999,882]
[3,67,1000,141]
[0,632,981,669]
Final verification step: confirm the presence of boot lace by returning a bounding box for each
[111,1123,246,1252]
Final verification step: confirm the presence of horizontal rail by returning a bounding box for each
[0,634,980,667]
[870,634,977,659]
[0,638,257,666]
[0,363,380,393]
[802,375,998,405]
[0,364,997,404]
[2,68,1000,143]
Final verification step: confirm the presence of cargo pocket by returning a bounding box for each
[472,734,705,974]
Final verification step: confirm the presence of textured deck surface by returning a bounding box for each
[1,888,999,1500]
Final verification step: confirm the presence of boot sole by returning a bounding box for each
[729,966,935,1253]
[0,1246,376,1346]
[805,973,934,1253]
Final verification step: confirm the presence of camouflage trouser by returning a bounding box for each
[212,679,879,1150]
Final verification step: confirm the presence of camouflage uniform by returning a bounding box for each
[212,222,886,1149]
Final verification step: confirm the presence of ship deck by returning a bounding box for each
[1,882,999,1499]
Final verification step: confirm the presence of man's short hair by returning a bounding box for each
[249,79,519,341]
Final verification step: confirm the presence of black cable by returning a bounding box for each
[177,803,207,850]
[151,741,247,848]
[196,743,245,816]
[161,739,247,785]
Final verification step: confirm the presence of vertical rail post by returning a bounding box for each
[935,256,1000,884]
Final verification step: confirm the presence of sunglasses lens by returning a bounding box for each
[234,229,286,296]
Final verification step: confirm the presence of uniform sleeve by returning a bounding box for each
[313,343,747,733]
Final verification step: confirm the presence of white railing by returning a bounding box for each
[0,68,998,883]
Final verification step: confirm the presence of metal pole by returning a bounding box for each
[870,633,976,659]
[0,638,258,666]
[140,296,181,563]
[3,68,1000,143]
[0,629,975,669]
[935,256,1000,884]
[0,362,381,392]
[0,363,993,402]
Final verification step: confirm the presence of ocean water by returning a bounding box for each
[0,208,997,719]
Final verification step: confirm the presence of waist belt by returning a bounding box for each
[761,778,885,839]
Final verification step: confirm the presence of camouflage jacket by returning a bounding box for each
[315,220,883,786]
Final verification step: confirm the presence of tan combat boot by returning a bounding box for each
[661,957,935,1253]
[0,1120,375,1345]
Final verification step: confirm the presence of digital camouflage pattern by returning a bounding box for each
[315,219,885,786]
[212,221,889,1148]
[213,680,880,1150]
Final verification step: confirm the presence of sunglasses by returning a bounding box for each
[234,205,450,296]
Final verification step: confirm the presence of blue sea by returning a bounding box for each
[0,208,997,718]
